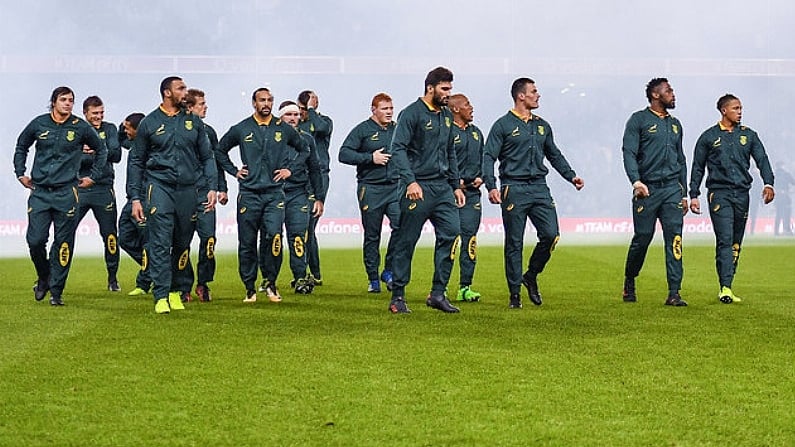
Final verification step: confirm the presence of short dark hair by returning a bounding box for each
[297,90,313,106]
[645,78,668,102]
[159,76,182,99]
[510,78,535,100]
[717,93,739,111]
[251,87,271,102]
[124,112,145,130]
[82,95,103,113]
[185,88,205,108]
[424,66,453,92]
[49,86,74,110]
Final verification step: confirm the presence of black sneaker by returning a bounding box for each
[522,271,543,306]
[196,284,212,302]
[294,277,314,294]
[33,278,49,301]
[622,277,636,302]
[425,293,460,313]
[509,293,523,309]
[49,295,64,306]
[389,296,411,314]
[108,279,121,292]
[665,293,688,307]
[180,291,193,303]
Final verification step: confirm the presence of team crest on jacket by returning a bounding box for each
[310,123,315,132]
[275,132,282,142]
[672,124,679,134]
[472,131,479,141]
[453,134,461,145]
[185,120,193,131]
[99,131,106,139]
[537,125,545,135]
[740,135,747,145]
[66,130,75,142]
[445,117,451,127]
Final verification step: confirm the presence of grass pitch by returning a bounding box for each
[1,241,793,446]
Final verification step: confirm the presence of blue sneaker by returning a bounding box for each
[380,270,394,291]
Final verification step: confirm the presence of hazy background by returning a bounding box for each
[2,0,793,255]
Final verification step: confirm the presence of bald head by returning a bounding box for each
[448,93,473,125]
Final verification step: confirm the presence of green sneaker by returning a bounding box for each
[154,298,170,314]
[168,292,185,310]
[719,286,741,304]
[456,286,481,302]
[128,287,148,296]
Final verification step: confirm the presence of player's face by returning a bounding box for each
[52,93,74,117]
[84,104,104,129]
[430,81,452,108]
[656,82,676,109]
[281,110,300,127]
[122,120,137,140]
[166,80,188,107]
[722,98,742,125]
[189,96,207,118]
[458,98,474,123]
[371,100,393,126]
[520,83,540,110]
[253,91,274,118]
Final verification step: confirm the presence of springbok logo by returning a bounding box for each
[272,234,282,256]
[537,125,545,135]
[59,242,70,267]
[185,120,193,131]
[740,135,747,145]
[206,237,215,260]
[274,132,282,142]
[178,249,190,270]
[107,234,117,255]
[408,202,417,211]
[66,130,75,141]
[672,124,679,134]
[467,236,477,260]
[38,130,49,140]
[648,124,658,133]
[155,124,165,135]
[370,132,379,141]
[445,117,451,128]
[293,236,304,257]
[673,235,682,260]
[99,131,106,139]
[244,132,254,142]
[732,243,740,265]
[450,235,460,260]
[472,131,479,141]
[142,249,148,270]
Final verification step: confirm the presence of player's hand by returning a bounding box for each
[218,191,229,205]
[454,189,465,208]
[273,168,291,182]
[372,148,391,165]
[488,188,501,204]
[131,200,145,223]
[572,176,585,191]
[406,182,423,201]
[689,197,701,214]
[236,165,249,180]
[762,186,775,204]
[471,177,483,188]
[78,177,95,188]
[82,144,95,155]
[18,176,33,189]
[681,198,689,216]
[204,190,217,213]
[632,181,649,199]
[313,200,324,218]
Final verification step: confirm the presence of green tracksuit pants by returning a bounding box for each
[238,189,284,292]
[76,185,119,280]
[707,189,749,289]
[624,181,684,294]
[357,182,401,281]
[26,184,79,298]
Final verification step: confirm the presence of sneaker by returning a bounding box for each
[522,271,543,306]
[380,270,394,291]
[294,277,314,295]
[196,284,212,302]
[263,281,282,303]
[154,298,170,314]
[168,292,186,310]
[258,279,268,293]
[718,286,741,304]
[128,287,149,296]
[108,279,121,292]
[426,293,460,313]
[49,295,64,306]
[243,289,257,303]
[309,274,323,286]
[180,291,193,303]
[509,293,523,309]
[33,278,49,301]
[622,277,636,302]
[389,296,411,314]
[456,285,481,302]
[368,279,381,293]
[664,293,688,307]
